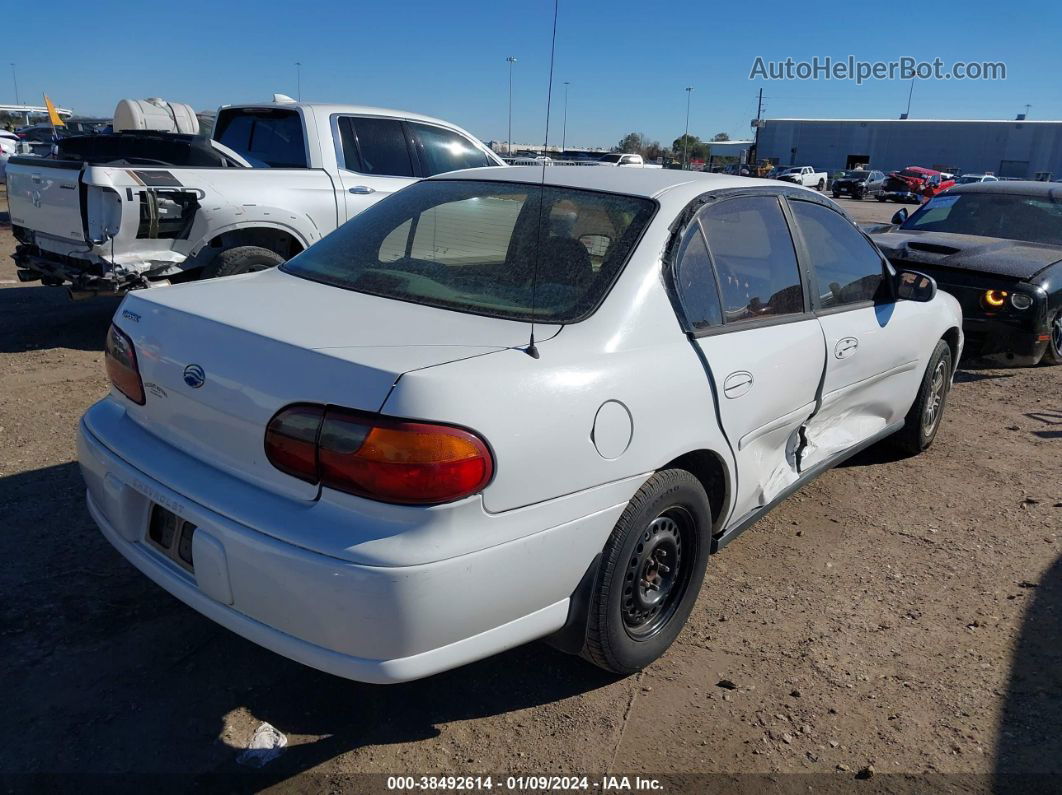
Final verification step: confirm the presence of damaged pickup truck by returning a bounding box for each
[7,97,503,297]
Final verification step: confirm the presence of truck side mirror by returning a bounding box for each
[891,207,909,225]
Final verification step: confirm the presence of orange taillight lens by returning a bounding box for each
[104,323,145,405]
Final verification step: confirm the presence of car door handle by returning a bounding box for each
[348,185,376,194]
[722,370,754,399]
[835,337,859,359]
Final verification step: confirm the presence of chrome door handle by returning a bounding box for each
[722,370,754,399]
[835,337,859,359]
[348,185,376,195]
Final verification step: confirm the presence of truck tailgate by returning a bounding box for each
[7,157,85,242]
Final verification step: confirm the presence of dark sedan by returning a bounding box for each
[870,181,1062,367]
[832,169,885,200]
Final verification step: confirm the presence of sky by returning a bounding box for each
[7,0,1062,150]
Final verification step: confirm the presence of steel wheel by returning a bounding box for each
[621,507,695,640]
[922,360,948,435]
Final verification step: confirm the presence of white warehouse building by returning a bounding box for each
[755,118,1062,179]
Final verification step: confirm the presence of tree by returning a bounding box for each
[643,140,666,161]
[672,134,708,163]
[711,132,731,142]
[616,132,647,154]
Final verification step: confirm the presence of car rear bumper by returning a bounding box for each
[961,317,1048,367]
[78,406,629,683]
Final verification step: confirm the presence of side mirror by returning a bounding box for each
[891,207,909,225]
[895,270,937,302]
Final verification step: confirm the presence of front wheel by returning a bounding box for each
[877,194,887,202]
[1040,311,1062,365]
[892,339,952,455]
[817,179,825,191]
[832,191,841,199]
[581,470,712,675]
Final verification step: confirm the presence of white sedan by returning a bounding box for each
[79,167,963,682]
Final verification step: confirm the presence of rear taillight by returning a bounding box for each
[265,404,494,505]
[104,323,145,405]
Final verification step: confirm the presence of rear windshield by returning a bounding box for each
[902,191,1062,245]
[282,179,656,322]
[213,108,307,168]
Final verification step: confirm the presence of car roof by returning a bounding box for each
[433,165,776,201]
[947,180,1062,197]
[215,101,471,132]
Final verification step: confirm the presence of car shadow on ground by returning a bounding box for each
[993,552,1062,791]
[954,368,1016,384]
[0,284,119,353]
[1,461,618,785]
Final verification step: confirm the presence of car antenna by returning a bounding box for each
[524,0,560,360]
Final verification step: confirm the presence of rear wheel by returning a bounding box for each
[1040,311,1062,365]
[817,179,825,191]
[581,470,711,675]
[892,340,952,455]
[203,245,285,279]
[877,194,887,202]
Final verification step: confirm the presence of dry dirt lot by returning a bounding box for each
[1,187,1059,790]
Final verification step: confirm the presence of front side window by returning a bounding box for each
[790,200,886,308]
[283,180,655,322]
[410,123,492,175]
[699,196,804,323]
[214,108,307,168]
[339,117,414,177]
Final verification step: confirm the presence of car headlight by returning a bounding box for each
[1010,292,1033,310]
[982,289,1008,309]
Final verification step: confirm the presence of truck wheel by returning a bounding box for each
[581,469,711,675]
[877,195,887,202]
[1039,311,1062,366]
[892,340,952,455]
[203,246,285,279]
[817,179,825,191]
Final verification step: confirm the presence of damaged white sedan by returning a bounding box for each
[79,167,962,682]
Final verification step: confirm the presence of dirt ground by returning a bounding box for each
[1,185,1059,790]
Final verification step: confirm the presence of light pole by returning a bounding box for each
[506,56,517,155]
[295,62,302,101]
[10,62,19,106]
[683,86,693,170]
[561,81,570,153]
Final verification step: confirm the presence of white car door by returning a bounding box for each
[672,195,826,525]
[334,115,419,221]
[787,197,926,467]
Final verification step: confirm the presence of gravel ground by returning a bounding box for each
[1,186,1059,790]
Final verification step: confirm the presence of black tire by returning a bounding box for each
[892,339,952,455]
[816,179,825,191]
[853,187,864,200]
[581,469,712,675]
[832,191,841,199]
[877,194,887,202]
[1040,311,1062,366]
[203,245,285,279]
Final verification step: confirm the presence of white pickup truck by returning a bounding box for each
[773,165,827,190]
[7,98,503,296]
[593,153,663,168]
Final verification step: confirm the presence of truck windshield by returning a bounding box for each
[902,192,1062,245]
[282,179,656,323]
[213,108,307,168]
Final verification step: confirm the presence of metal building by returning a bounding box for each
[755,118,1062,179]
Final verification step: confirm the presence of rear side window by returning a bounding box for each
[282,180,655,323]
[339,117,415,177]
[699,196,804,322]
[410,122,492,175]
[790,200,886,308]
[214,109,307,168]
[673,223,722,329]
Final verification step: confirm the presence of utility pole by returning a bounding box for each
[10,62,20,106]
[751,86,763,165]
[295,62,302,101]
[683,86,693,170]
[561,81,570,153]
[1024,103,1032,119]
[506,56,517,155]
[904,78,914,118]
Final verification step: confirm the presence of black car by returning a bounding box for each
[832,169,885,200]
[870,181,1062,367]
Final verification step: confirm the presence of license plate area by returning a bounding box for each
[147,504,196,572]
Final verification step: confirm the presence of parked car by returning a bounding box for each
[0,130,20,183]
[774,165,827,190]
[79,167,962,683]
[7,98,503,297]
[879,166,955,203]
[955,173,999,185]
[871,181,1062,366]
[594,152,663,169]
[832,169,886,200]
